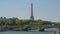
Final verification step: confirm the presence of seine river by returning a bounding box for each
[0,28,59,34]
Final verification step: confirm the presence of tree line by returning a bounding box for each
[0,17,59,26]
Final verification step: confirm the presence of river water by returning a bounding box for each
[0,28,59,34]
[0,31,53,34]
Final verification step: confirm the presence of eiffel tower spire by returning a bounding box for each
[30,3,34,20]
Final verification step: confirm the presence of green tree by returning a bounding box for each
[16,19,22,25]
[6,17,16,26]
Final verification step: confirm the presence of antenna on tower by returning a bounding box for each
[30,0,33,5]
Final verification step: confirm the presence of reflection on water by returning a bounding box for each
[0,28,59,34]
[45,28,59,32]
[0,31,53,34]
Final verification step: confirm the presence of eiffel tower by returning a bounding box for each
[30,3,34,20]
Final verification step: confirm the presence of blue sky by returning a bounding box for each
[0,0,60,22]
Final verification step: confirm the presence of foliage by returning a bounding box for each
[0,17,57,26]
